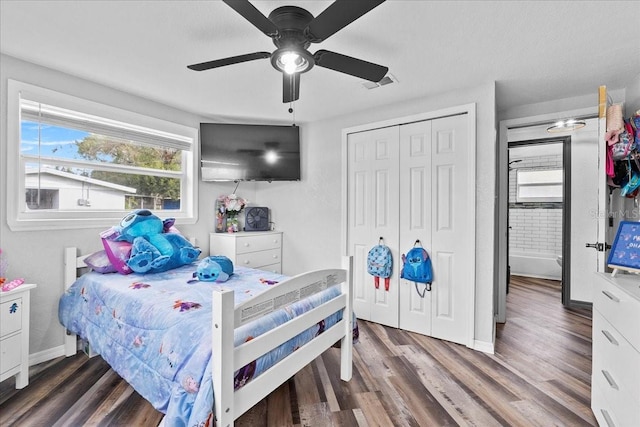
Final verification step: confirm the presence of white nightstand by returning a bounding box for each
[1,283,37,389]
[210,231,282,273]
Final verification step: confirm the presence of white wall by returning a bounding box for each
[256,82,497,348]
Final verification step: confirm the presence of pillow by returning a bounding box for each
[83,250,117,274]
[100,227,133,275]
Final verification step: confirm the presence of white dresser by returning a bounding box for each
[210,231,282,273]
[591,273,640,427]
[1,283,37,389]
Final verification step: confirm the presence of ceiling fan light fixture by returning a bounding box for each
[272,48,313,75]
[546,118,586,133]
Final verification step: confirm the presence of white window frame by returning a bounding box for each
[516,168,563,203]
[7,79,199,231]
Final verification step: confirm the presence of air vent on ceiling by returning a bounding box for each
[363,73,398,90]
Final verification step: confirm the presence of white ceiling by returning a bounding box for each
[2,0,639,124]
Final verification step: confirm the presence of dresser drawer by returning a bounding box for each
[592,364,640,426]
[0,333,22,375]
[237,248,281,269]
[258,262,282,275]
[593,311,640,401]
[235,233,281,254]
[594,277,640,351]
[0,297,22,337]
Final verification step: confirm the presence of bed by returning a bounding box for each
[60,247,354,426]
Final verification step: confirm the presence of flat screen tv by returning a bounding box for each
[200,123,301,182]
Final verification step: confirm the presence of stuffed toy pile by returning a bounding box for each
[113,209,201,274]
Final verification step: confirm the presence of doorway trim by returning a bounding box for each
[496,107,597,323]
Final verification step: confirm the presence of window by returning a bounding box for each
[7,80,198,231]
[516,168,563,203]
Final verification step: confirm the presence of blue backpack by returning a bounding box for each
[401,240,433,297]
[367,238,393,291]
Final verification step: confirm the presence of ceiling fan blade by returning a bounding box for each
[283,72,300,103]
[305,0,386,42]
[314,50,388,82]
[223,0,279,37]
[187,52,271,71]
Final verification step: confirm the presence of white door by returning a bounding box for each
[399,115,471,345]
[398,120,433,334]
[347,126,400,327]
[569,118,601,302]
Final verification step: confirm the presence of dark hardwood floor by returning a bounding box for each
[0,276,596,426]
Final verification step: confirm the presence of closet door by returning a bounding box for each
[347,126,400,327]
[399,115,471,345]
[398,120,433,334]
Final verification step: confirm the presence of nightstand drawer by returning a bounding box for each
[1,297,22,337]
[0,333,22,375]
[235,233,281,254]
[237,248,281,269]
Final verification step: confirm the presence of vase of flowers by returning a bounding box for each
[216,194,247,233]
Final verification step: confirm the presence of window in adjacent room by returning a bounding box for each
[7,80,198,231]
[516,168,563,203]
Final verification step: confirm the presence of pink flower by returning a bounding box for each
[218,193,247,214]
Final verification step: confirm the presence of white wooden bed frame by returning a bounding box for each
[63,247,353,427]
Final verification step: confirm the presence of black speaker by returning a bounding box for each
[244,207,270,231]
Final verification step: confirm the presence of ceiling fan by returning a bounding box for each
[187,0,389,103]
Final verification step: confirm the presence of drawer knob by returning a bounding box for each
[244,260,250,265]
[273,255,278,259]
[601,290,620,302]
[244,243,250,247]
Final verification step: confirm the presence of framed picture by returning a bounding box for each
[607,221,640,275]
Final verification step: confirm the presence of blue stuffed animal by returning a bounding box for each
[115,209,201,274]
[193,256,234,282]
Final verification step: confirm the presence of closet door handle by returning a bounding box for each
[601,370,618,390]
[601,290,620,302]
[601,330,618,346]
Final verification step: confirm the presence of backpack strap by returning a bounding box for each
[414,282,431,298]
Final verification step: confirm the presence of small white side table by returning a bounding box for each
[1,283,37,388]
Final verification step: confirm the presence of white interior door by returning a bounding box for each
[347,126,400,327]
[569,118,601,302]
[398,120,433,335]
[398,115,471,345]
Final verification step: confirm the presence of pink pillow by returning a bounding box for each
[100,227,133,275]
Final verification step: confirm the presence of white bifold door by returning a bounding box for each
[347,114,473,346]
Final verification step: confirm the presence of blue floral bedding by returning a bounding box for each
[58,263,357,426]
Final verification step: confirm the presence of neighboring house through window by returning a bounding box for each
[7,80,198,231]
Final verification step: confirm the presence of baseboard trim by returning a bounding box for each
[473,339,495,354]
[29,345,67,366]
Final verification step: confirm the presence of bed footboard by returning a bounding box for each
[212,256,353,427]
